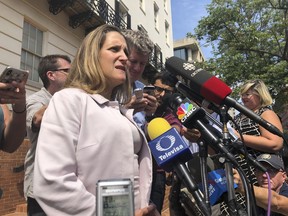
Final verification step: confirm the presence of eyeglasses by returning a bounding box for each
[154,86,173,94]
[241,93,254,98]
[51,68,70,73]
[256,167,280,175]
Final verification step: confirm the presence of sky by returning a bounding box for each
[171,0,212,59]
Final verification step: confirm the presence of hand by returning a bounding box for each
[135,204,160,216]
[0,78,27,112]
[125,95,148,113]
[182,127,201,142]
[143,94,157,116]
[32,105,48,130]
[0,79,27,105]
[233,168,244,193]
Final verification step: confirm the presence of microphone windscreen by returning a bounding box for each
[201,76,232,105]
[147,117,171,140]
[165,56,232,105]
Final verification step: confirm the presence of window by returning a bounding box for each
[21,21,43,85]
[174,48,187,60]
[153,44,162,70]
[165,21,169,45]
[164,0,168,12]
[115,0,128,28]
[119,1,128,20]
[154,2,159,30]
[140,0,145,11]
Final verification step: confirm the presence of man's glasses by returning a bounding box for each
[51,68,70,73]
[154,86,173,94]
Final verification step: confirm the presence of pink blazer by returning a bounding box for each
[33,88,153,216]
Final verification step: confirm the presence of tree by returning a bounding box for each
[189,0,288,103]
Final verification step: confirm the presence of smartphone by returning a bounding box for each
[0,66,29,83]
[134,88,143,100]
[143,86,155,96]
[96,179,134,216]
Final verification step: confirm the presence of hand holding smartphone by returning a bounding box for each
[143,86,155,96]
[134,88,143,100]
[0,66,29,83]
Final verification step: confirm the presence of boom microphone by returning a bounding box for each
[165,56,283,137]
[147,118,211,216]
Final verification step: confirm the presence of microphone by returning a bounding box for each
[175,81,220,114]
[167,93,239,166]
[147,118,192,172]
[147,118,211,216]
[168,93,267,172]
[165,56,283,137]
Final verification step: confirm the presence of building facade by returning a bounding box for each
[173,37,205,63]
[1,0,173,97]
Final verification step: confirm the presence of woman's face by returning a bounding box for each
[241,89,261,111]
[99,31,128,89]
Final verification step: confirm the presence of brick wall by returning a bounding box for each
[0,139,30,215]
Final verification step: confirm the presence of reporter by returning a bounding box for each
[121,29,157,130]
[224,79,285,215]
[234,79,283,153]
[0,76,27,153]
[234,153,288,216]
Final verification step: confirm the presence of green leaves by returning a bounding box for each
[190,0,288,102]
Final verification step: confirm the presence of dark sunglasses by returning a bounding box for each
[154,86,173,94]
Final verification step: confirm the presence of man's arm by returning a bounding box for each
[1,104,26,153]
[252,186,288,215]
[233,169,288,215]
[31,105,47,132]
[0,79,27,153]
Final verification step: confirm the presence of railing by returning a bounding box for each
[48,0,130,30]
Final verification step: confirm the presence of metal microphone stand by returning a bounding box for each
[219,105,240,215]
[198,140,211,214]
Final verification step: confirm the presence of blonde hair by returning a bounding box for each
[65,24,131,104]
[240,79,273,107]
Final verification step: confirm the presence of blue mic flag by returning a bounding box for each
[148,127,192,172]
[199,169,238,205]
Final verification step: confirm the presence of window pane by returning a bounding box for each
[32,55,40,82]
[21,21,43,84]
[22,22,29,50]
[36,29,43,55]
[29,25,36,53]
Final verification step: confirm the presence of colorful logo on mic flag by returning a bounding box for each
[176,102,193,120]
[176,101,197,123]
[148,127,192,172]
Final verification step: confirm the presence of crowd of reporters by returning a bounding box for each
[1,24,288,216]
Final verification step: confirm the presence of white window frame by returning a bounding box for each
[21,20,43,88]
